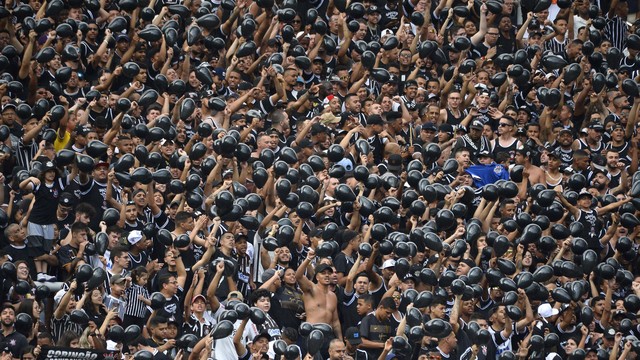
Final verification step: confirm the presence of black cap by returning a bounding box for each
[421,122,437,131]
[315,263,334,273]
[589,121,604,131]
[470,120,484,130]
[59,192,75,207]
[367,5,381,13]
[388,154,403,172]
[345,327,363,345]
[404,80,418,88]
[439,123,454,134]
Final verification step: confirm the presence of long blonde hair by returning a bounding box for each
[78,327,92,349]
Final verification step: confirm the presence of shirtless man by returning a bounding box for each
[514,147,544,199]
[296,249,343,344]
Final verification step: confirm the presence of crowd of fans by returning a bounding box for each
[1,0,640,359]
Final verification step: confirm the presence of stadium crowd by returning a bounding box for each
[1,0,640,359]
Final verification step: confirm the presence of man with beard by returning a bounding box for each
[573,121,605,156]
[550,128,574,168]
[0,305,29,358]
[78,161,112,230]
[343,93,366,127]
[452,120,490,163]
[604,149,625,188]
[590,169,612,197]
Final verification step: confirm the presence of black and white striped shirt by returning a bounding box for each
[14,138,38,171]
[605,14,628,51]
[125,283,149,319]
[545,37,568,55]
[50,313,83,342]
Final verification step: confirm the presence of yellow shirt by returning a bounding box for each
[54,130,70,152]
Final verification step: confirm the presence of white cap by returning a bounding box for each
[128,230,143,245]
[381,259,396,269]
[381,29,394,38]
[296,31,311,39]
[538,303,559,318]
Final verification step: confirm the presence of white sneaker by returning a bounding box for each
[36,273,46,281]
[42,274,56,282]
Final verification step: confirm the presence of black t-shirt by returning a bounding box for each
[3,244,37,275]
[271,285,305,330]
[341,291,364,330]
[359,313,395,360]
[0,329,29,357]
[206,249,239,301]
[30,177,69,225]
[79,179,109,230]
[157,288,184,324]
[333,251,355,278]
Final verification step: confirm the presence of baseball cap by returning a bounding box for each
[227,291,244,301]
[315,263,334,274]
[76,125,90,136]
[421,122,437,131]
[537,303,559,318]
[405,80,418,88]
[345,327,362,345]
[59,192,75,207]
[439,123,454,135]
[42,160,56,171]
[578,189,593,199]
[387,154,403,172]
[470,120,484,130]
[1,102,16,113]
[515,147,532,157]
[116,34,130,42]
[128,230,143,245]
[381,259,396,269]
[589,121,604,131]
[478,150,493,158]
[192,294,207,304]
[403,272,417,282]
[604,327,616,340]
[381,28,394,37]
[368,5,381,14]
[252,331,272,343]
[110,274,127,285]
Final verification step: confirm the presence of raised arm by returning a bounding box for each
[295,249,316,293]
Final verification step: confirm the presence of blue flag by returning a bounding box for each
[465,163,510,187]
